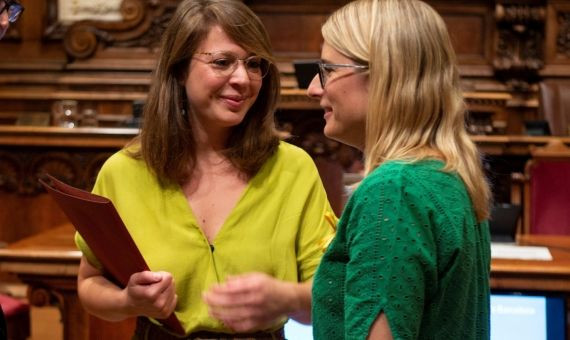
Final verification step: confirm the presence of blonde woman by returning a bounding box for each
[75,0,335,338]
[308,0,491,339]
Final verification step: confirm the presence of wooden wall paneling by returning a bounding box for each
[434,2,496,77]
[0,127,136,244]
[543,1,570,75]
[246,2,347,58]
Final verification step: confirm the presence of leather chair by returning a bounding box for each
[539,80,570,136]
[512,140,570,235]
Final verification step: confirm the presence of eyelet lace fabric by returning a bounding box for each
[312,160,490,340]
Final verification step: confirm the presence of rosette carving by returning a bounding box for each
[28,286,61,307]
[31,154,78,194]
[121,0,146,23]
[64,24,109,60]
[62,0,170,60]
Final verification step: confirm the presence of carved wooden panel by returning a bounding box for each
[0,147,115,243]
[494,3,546,90]
[544,1,570,76]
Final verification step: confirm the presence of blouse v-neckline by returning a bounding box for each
[175,168,260,245]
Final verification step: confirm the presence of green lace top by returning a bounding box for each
[312,160,490,340]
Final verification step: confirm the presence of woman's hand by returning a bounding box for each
[123,271,178,319]
[203,273,311,332]
[77,256,177,321]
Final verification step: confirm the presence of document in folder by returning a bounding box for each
[39,174,185,335]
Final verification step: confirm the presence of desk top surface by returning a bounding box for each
[3,226,570,280]
[491,235,570,276]
[0,223,81,262]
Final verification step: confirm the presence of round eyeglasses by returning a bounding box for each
[193,51,271,81]
[0,0,24,23]
[318,62,369,88]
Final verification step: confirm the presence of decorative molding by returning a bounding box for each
[557,12,570,57]
[58,0,123,24]
[494,4,546,90]
[63,0,174,60]
[0,149,113,195]
[0,153,20,192]
[28,285,61,308]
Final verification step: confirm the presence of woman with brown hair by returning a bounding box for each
[308,0,491,339]
[75,0,335,338]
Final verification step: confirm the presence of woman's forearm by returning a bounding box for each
[285,280,312,324]
[77,257,132,321]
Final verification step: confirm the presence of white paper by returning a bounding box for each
[491,244,553,261]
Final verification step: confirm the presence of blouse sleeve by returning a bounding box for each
[343,173,438,339]
[292,155,338,283]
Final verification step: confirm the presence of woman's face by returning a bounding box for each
[184,25,263,138]
[307,42,369,150]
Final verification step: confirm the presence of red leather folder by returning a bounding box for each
[39,174,185,335]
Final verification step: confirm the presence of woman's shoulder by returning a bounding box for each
[358,160,457,195]
[274,141,315,168]
[98,149,147,180]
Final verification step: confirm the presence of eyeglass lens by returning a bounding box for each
[200,52,270,80]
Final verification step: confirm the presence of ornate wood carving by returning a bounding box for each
[557,11,570,57]
[28,285,62,308]
[0,149,114,195]
[63,0,175,60]
[494,3,546,90]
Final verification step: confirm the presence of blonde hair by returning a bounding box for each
[130,0,280,185]
[322,0,490,221]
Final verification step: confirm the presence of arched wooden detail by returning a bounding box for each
[31,153,79,193]
[63,0,176,60]
[0,150,115,195]
[494,3,547,90]
[0,153,20,193]
[84,152,115,190]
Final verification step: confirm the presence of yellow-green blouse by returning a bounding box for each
[75,142,336,335]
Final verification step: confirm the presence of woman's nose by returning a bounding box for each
[228,62,251,85]
[306,74,323,99]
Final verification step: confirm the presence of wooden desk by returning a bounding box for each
[491,235,570,293]
[0,224,85,340]
[0,224,134,340]
[4,227,570,339]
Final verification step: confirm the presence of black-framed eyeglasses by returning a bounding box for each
[318,62,369,88]
[0,0,24,23]
[193,51,271,80]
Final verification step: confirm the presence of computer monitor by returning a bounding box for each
[284,319,313,340]
[284,291,566,340]
[489,203,521,243]
[293,60,320,89]
[491,291,566,340]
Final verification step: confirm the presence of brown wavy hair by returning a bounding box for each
[129,0,280,186]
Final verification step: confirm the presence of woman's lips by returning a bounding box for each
[221,96,246,110]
